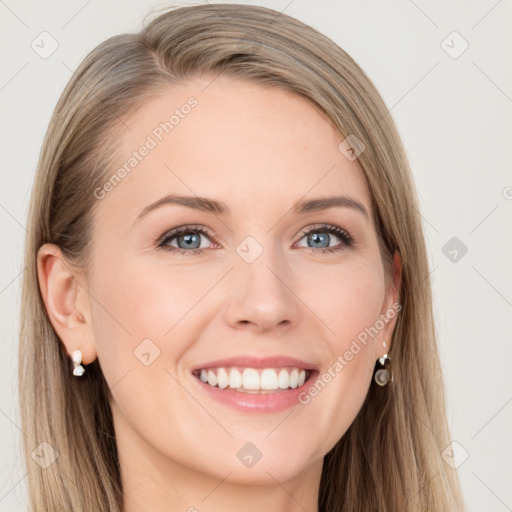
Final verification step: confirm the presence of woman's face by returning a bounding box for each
[82,76,400,485]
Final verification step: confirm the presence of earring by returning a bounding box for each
[71,349,85,377]
[374,353,392,386]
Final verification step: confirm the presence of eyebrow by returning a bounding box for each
[134,194,369,224]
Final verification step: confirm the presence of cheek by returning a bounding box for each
[87,252,222,381]
[307,256,385,347]
[294,259,384,447]
[90,249,207,331]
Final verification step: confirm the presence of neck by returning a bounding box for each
[122,464,322,512]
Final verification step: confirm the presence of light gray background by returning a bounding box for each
[1,1,511,510]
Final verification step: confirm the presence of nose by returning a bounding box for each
[222,244,302,332]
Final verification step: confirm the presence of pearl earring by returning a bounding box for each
[72,349,85,377]
[373,341,392,386]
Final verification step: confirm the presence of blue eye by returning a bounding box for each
[296,224,354,253]
[157,223,354,255]
[157,225,215,255]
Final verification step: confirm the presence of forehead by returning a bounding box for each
[95,76,372,224]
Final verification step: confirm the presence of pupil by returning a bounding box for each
[179,233,200,249]
[309,232,329,248]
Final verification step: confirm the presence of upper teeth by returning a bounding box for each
[196,367,309,390]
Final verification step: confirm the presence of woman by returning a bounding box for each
[19,4,466,511]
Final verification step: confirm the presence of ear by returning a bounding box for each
[376,249,402,359]
[36,243,97,366]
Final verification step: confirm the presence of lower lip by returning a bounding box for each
[192,371,319,413]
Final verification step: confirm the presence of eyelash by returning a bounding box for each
[156,223,354,256]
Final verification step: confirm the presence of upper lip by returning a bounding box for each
[192,355,319,372]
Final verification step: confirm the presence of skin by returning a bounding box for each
[37,75,401,512]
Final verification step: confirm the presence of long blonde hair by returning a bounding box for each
[19,4,466,510]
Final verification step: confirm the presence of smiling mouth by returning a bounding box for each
[192,366,313,393]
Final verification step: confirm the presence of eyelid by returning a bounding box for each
[295,223,353,244]
[156,224,220,247]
